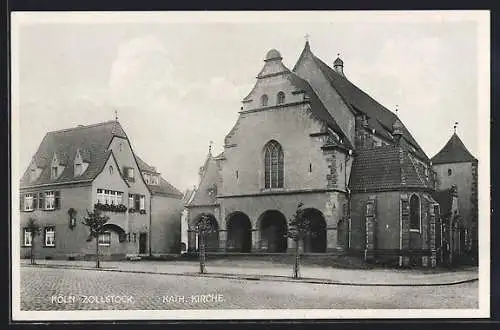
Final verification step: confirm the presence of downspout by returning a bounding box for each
[346,150,352,249]
[149,193,152,257]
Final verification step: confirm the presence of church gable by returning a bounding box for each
[188,154,221,207]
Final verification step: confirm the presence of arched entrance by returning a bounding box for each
[301,208,327,253]
[194,213,220,252]
[226,212,252,252]
[258,210,287,253]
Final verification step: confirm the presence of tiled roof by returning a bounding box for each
[287,72,352,149]
[293,41,428,160]
[20,121,127,188]
[135,156,183,198]
[187,153,220,207]
[349,145,433,192]
[431,133,477,164]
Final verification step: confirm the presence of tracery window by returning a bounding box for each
[277,91,285,105]
[410,194,421,231]
[264,140,284,189]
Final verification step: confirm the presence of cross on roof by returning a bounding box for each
[395,104,399,115]
[304,33,310,42]
[114,110,118,121]
[453,122,458,133]
[209,141,214,155]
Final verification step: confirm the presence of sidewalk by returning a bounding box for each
[20,259,479,286]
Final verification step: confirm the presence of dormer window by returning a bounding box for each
[51,166,58,179]
[277,91,285,105]
[124,167,135,181]
[151,175,159,185]
[75,163,82,176]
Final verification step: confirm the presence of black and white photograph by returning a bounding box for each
[10,10,490,320]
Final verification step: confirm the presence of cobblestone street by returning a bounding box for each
[20,266,478,310]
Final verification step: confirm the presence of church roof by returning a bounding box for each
[187,153,221,207]
[287,72,352,149]
[431,133,477,164]
[135,156,183,198]
[20,120,127,188]
[293,42,428,160]
[349,145,433,192]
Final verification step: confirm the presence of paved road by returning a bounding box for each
[20,267,478,311]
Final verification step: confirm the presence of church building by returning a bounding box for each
[184,41,455,267]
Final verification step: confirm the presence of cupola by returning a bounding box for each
[392,119,404,144]
[334,54,344,76]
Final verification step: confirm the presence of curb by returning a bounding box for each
[21,264,479,287]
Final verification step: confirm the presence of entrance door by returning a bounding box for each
[139,233,147,254]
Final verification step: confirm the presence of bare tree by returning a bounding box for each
[26,217,40,265]
[193,213,215,274]
[82,208,110,268]
[286,202,312,279]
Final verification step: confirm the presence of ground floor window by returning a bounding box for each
[44,227,55,247]
[23,228,32,246]
[98,232,111,246]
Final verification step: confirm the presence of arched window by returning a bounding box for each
[261,94,268,106]
[264,140,284,188]
[448,168,452,176]
[410,194,420,231]
[277,91,285,105]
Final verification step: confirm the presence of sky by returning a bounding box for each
[12,12,487,192]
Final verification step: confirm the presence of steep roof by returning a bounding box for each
[287,72,352,149]
[187,153,220,207]
[135,156,183,198]
[293,42,428,160]
[431,133,477,164]
[20,121,127,187]
[349,145,433,192]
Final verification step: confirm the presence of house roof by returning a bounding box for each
[293,41,428,160]
[20,121,127,188]
[431,133,477,164]
[135,156,183,198]
[349,145,433,192]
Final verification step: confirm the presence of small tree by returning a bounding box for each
[286,202,312,279]
[193,213,215,274]
[82,208,110,268]
[26,217,40,265]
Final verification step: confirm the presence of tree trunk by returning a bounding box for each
[96,236,100,269]
[199,234,206,274]
[293,239,300,279]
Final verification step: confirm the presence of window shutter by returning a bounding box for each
[54,191,60,209]
[20,194,24,211]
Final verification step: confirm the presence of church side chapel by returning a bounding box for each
[184,40,478,267]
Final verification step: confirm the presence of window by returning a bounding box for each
[140,195,145,210]
[277,91,285,104]
[75,163,82,176]
[264,140,284,189]
[134,194,140,211]
[109,165,114,175]
[410,194,421,231]
[98,232,111,246]
[448,168,452,176]
[51,166,58,179]
[261,94,268,106]
[97,189,104,204]
[150,175,159,185]
[45,191,55,210]
[127,168,134,179]
[23,228,32,246]
[110,191,116,205]
[44,227,55,247]
[104,190,110,204]
[144,173,151,184]
[128,194,134,208]
[24,193,34,211]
